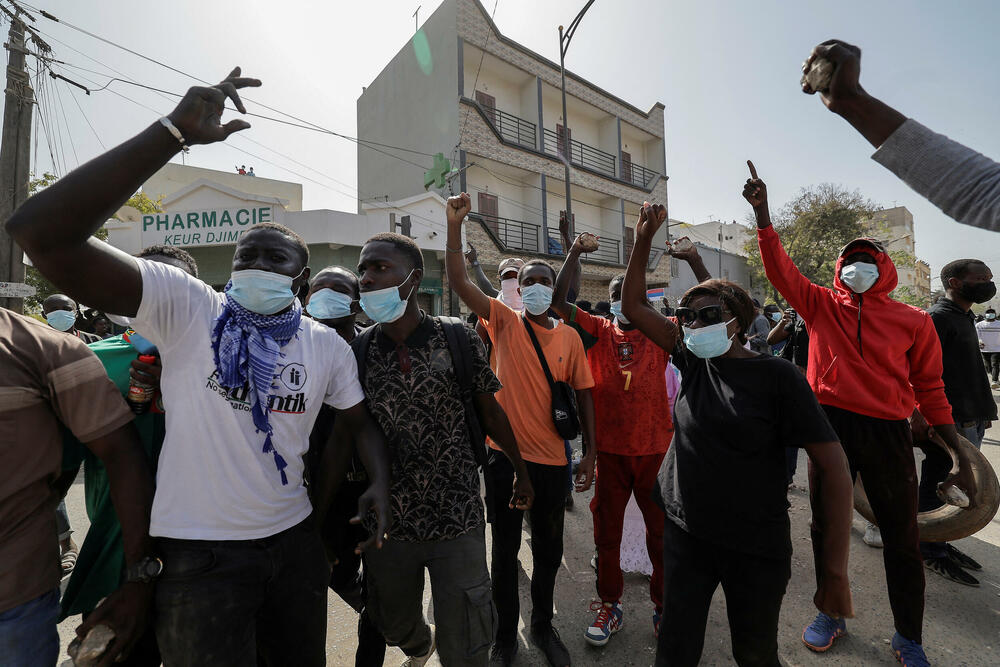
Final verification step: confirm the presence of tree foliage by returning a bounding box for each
[745,183,880,306]
[23,173,162,312]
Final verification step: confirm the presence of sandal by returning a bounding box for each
[61,547,78,576]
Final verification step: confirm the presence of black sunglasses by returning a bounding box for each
[675,305,727,326]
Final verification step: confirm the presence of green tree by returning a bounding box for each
[745,183,880,305]
[23,173,162,311]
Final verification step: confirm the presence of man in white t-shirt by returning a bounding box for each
[5,68,391,666]
[978,308,1000,388]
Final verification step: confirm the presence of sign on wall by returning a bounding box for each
[140,206,277,248]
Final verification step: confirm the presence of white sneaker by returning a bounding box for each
[400,625,436,667]
[863,523,883,548]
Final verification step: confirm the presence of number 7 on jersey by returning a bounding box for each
[621,369,632,392]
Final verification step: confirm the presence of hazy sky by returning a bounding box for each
[20,0,1000,288]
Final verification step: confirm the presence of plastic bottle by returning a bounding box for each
[126,354,158,415]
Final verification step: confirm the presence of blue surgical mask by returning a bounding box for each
[520,283,553,316]
[610,300,630,324]
[306,288,354,321]
[360,271,415,323]
[46,309,77,332]
[228,268,302,315]
[770,311,782,322]
[987,313,997,321]
[684,318,736,359]
[840,262,879,294]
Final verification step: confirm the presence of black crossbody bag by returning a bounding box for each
[521,316,579,440]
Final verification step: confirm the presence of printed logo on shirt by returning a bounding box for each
[205,368,308,415]
[617,342,634,363]
[280,363,307,391]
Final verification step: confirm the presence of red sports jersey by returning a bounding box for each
[570,306,672,456]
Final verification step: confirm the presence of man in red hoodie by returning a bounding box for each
[744,162,977,667]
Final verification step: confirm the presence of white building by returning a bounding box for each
[357,0,672,307]
[105,163,454,313]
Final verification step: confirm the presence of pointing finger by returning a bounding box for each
[747,160,759,180]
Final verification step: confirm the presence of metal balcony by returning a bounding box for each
[470,212,541,253]
[543,129,617,179]
[621,160,658,189]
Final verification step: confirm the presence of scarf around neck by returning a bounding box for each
[211,286,302,485]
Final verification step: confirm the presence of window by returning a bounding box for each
[475,91,496,126]
[478,192,499,236]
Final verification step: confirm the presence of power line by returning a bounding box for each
[65,83,104,149]
[459,0,501,146]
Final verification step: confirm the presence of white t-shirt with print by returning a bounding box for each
[132,259,365,540]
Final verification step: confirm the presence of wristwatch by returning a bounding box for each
[126,556,164,584]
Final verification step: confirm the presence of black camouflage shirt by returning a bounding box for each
[362,315,500,542]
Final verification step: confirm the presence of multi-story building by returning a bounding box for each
[672,220,753,257]
[864,205,932,305]
[358,0,670,310]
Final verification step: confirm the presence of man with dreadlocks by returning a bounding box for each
[5,69,391,666]
[746,161,977,667]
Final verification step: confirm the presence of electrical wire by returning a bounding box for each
[65,83,105,149]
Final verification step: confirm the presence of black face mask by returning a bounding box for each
[959,280,997,304]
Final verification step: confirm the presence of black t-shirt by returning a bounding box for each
[657,347,838,558]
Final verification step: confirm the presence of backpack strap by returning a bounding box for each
[349,324,378,382]
[438,316,473,397]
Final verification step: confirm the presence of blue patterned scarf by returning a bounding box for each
[211,286,302,485]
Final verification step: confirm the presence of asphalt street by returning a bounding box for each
[58,396,1000,666]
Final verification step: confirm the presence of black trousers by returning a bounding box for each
[485,451,568,644]
[655,519,789,667]
[323,481,387,667]
[983,352,1000,382]
[819,405,923,643]
[154,515,330,667]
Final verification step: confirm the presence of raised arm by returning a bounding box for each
[620,203,679,352]
[445,193,493,318]
[558,212,582,299]
[744,161,823,319]
[767,312,794,345]
[4,69,260,316]
[804,40,1000,233]
[667,236,711,283]
[551,232,599,320]
[465,243,499,298]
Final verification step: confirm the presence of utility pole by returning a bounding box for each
[0,11,34,313]
[558,0,596,240]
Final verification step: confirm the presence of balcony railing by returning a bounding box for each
[543,128,617,178]
[547,229,621,265]
[485,107,537,150]
[470,212,541,253]
[621,160,658,189]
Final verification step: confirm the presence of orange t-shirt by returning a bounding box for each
[482,298,595,466]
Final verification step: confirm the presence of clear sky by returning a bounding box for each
[19,0,1000,290]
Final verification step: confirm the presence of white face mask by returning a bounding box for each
[500,278,523,310]
[840,262,880,294]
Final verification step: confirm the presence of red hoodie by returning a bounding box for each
[757,225,953,425]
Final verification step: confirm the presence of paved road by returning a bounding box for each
[58,400,1000,666]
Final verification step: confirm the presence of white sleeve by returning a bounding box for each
[132,257,220,351]
[322,330,366,409]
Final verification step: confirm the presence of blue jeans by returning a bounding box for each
[0,589,60,667]
[919,420,986,558]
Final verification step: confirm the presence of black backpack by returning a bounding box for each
[351,317,488,468]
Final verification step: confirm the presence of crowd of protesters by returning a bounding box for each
[1,38,999,667]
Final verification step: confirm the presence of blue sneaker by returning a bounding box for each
[801,612,846,652]
[584,601,623,647]
[891,633,930,667]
